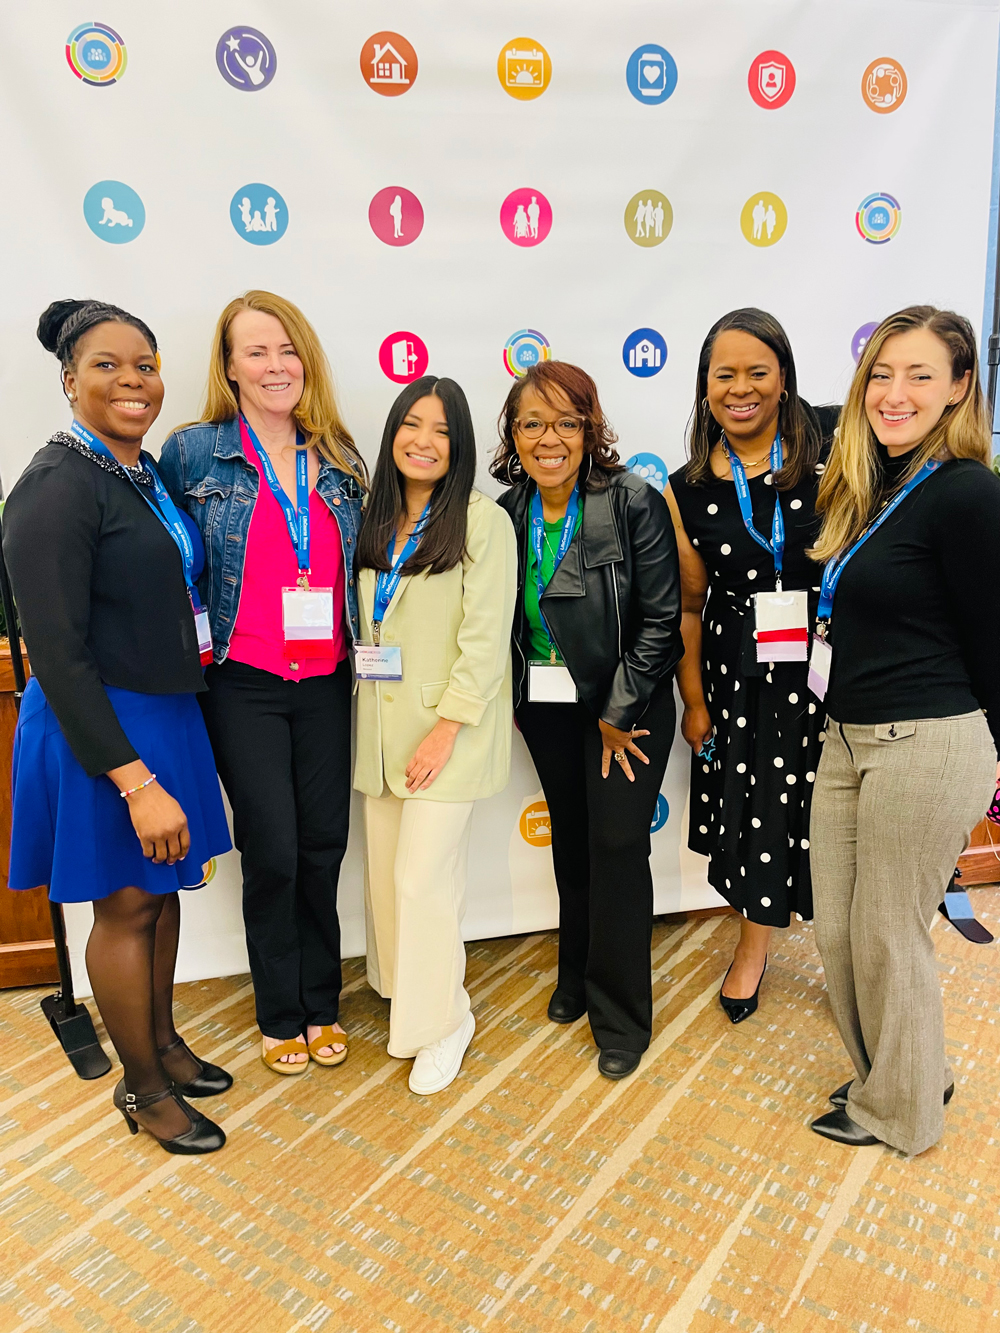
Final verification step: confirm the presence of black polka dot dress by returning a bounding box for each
[669,443,832,927]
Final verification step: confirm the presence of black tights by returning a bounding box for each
[87,886,201,1135]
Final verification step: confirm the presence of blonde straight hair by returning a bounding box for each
[197,290,367,485]
[811,305,991,563]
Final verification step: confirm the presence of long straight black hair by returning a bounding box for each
[357,376,476,576]
[685,308,822,491]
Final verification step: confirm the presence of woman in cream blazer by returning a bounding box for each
[355,376,516,1095]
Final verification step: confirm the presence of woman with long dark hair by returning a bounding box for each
[492,361,682,1081]
[666,309,838,1023]
[4,300,232,1154]
[808,307,1000,1152]
[355,376,516,1095]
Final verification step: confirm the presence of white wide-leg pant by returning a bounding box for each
[363,791,474,1058]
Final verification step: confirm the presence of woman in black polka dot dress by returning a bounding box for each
[665,309,838,1022]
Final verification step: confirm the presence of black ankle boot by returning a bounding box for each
[547,989,587,1024]
[113,1079,226,1154]
[158,1036,234,1098]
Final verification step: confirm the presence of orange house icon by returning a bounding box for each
[370,42,409,87]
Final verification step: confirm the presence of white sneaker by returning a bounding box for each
[408,1011,475,1095]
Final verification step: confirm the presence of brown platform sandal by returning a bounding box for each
[261,1037,309,1074]
[307,1025,348,1068]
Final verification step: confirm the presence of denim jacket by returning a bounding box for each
[157,417,363,664]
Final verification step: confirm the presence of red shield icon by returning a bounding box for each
[758,62,785,101]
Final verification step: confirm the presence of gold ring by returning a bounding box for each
[614,750,626,763]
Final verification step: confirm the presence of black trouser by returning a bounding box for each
[200,657,352,1039]
[516,682,675,1053]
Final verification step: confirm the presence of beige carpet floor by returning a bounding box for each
[2,893,1000,1333]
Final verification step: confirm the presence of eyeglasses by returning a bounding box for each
[514,415,585,440]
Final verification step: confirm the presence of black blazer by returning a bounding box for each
[498,470,683,730]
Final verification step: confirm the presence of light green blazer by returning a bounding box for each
[353,490,517,802]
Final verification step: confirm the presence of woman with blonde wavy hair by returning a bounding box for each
[159,291,366,1075]
[807,305,1000,1154]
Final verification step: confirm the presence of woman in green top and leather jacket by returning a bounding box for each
[493,361,683,1080]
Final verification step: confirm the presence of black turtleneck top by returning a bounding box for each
[824,446,1000,750]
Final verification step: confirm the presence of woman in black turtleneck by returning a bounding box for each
[807,306,1000,1156]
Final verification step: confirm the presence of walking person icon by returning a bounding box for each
[752,199,766,240]
[764,203,777,239]
[527,195,540,239]
[633,198,647,239]
[653,200,664,237]
[389,193,403,239]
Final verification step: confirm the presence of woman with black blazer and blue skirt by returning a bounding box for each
[5,300,233,1154]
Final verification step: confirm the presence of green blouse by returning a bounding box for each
[524,510,583,660]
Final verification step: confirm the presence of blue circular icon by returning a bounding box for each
[83,181,144,243]
[626,45,678,105]
[626,453,667,493]
[651,794,669,833]
[623,328,667,378]
[230,184,288,245]
[217,27,276,91]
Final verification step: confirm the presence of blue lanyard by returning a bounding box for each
[723,432,785,587]
[69,419,197,597]
[531,483,580,656]
[240,416,310,576]
[817,458,941,623]
[373,503,431,632]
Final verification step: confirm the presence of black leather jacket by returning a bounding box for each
[498,471,683,730]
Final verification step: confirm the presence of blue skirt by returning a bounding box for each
[9,678,232,903]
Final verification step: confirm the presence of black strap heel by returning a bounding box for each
[113,1079,226,1154]
[158,1035,234,1098]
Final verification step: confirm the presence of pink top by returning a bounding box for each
[228,447,347,681]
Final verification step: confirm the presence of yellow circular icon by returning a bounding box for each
[519,801,552,847]
[862,57,907,114]
[624,190,673,247]
[498,38,551,100]
[740,192,787,247]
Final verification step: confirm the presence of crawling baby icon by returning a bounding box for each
[99,197,133,228]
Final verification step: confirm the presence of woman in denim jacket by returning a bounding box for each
[159,291,366,1075]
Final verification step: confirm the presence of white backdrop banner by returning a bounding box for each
[2,2,997,987]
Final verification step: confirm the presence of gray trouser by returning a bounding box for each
[810,712,996,1155]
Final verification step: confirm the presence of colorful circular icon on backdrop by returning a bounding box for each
[856,192,900,244]
[379,332,429,384]
[626,45,678,105]
[500,189,552,246]
[498,38,551,99]
[623,329,667,378]
[66,22,127,86]
[650,794,669,833]
[361,32,417,96]
[519,801,552,847]
[748,50,795,108]
[862,58,906,113]
[83,181,144,243]
[504,330,551,378]
[230,184,288,244]
[624,190,673,247]
[851,321,880,362]
[740,192,787,246]
[216,27,276,91]
[369,187,423,247]
[626,453,667,492]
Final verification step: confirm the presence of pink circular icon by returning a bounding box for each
[379,331,429,384]
[369,187,424,246]
[500,188,551,247]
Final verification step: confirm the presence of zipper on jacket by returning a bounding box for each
[612,563,622,659]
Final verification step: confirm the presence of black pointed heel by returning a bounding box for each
[830,1078,954,1109]
[113,1079,226,1154]
[158,1035,233,1098]
[719,957,767,1024]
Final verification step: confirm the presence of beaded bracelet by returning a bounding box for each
[119,774,156,799]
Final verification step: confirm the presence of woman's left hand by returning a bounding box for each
[405,718,463,791]
[599,720,650,783]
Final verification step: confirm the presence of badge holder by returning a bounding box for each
[808,624,833,702]
[190,595,213,666]
[528,657,578,703]
[754,589,808,663]
[282,582,335,659]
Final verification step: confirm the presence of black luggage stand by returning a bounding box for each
[0,497,111,1079]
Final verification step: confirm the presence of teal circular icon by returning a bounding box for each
[83,181,144,243]
[651,794,669,832]
[230,184,287,244]
[626,452,667,492]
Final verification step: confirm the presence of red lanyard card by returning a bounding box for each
[282,586,335,659]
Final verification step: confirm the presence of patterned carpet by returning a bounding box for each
[1,893,999,1333]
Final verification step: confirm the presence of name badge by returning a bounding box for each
[528,661,578,704]
[354,644,403,681]
[282,586,335,659]
[193,606,213,666]
[754,590,808,663]
[808,634,833,701]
